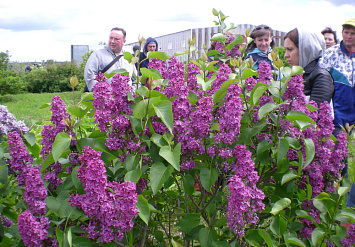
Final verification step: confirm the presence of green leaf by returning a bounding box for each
[67,227,72,247]
[150,162,174,195]
[52,132,71,162]
[72,237,94,247]
[124,168,142,183]
[311,228,325,246]
[258,229,273,247]
[270,198,291,215]
[125,154,140,172]
[338,186,350,197]
[281,170,298,185]
[245,229,264,246]
[200,168,218,193]
[153,100,174,134]
[277,138,289,165]
[296,210,317,224]
[56,227,64,247]
[0,165,8,186]
[159,143,181,171]
[136,194,150,225]
[284,232,306,247]
[199,228,217,247]
[41,152,55,173]
[182,174,195,195]
[270,215,287,236]
[147,51,171,61]
[210,33,226,43]
[23,132,36,146]
[212,79,235,104]
[241,69,258,80]
[250,83,268,107]
[286,111,316,124]
[67,105,88,119]
[290,66,304,76]
[303,138,315,169]
[176,213,201,233]
[133,98,160,120]
[197,74,215,91]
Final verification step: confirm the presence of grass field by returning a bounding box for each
[0,91,83,126]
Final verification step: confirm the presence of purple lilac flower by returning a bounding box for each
[7,131,32,187]
[226,145,265,236]
[69,147,138,243]
[215,36,241,58]
[215,83,243,145]
[283,74,305,101]
[1,216,12,228]
[40,96,75,190]
[92,73,139,160]
[245,76,257,92]
[23,167,48,215]
[187,62,201,93]
[207,63,231,95]
[257,62,273,85]
[17,211,49,247]
[162,57,188,98]
[342,224,355,246]
[0,105,29,135]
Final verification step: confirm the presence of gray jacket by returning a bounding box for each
[84,46,137,92]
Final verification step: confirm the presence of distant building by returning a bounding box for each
[71,45,104,66]
[72,25,286,65]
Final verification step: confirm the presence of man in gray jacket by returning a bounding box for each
[84,27,137,92]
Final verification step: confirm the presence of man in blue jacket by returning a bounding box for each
[319,17,355,207]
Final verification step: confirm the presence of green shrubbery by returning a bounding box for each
[0,70,26,95]
[25,62,83,93]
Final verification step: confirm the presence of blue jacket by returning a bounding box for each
[246,47,273,70]
[319,41,355,128]
[139,37,159,69]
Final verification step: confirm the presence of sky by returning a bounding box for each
[0,0,354,62]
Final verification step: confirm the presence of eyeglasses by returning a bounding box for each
[254,26,270,31]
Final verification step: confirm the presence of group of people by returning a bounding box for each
[244,18,355,207]
[84,18,355,205]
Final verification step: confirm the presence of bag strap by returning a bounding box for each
[100,54,123,74]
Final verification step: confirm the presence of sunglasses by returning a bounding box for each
[254,26,270,31]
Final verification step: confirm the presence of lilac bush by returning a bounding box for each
[1,9,353,247]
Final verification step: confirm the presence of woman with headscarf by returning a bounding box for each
[284,28,334,105]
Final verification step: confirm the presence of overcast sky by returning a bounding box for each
[1,0,354,62]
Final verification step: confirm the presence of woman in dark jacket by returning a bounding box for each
[284,28,334,106]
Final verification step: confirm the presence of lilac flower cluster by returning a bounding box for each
[40,96,75,190]
[0,105,29,135]
[257,62,273,85]
[1,216,12,228]
[215,35,242,58]
[227,145,265,236]
[69,146,138,243]
[18,211,50,247]
[207,63,231,95]
[342,224,355,247]
[162,57,188,98]
[215,83,243,144]
[7,131,32,187]
[93,73,140,161]
[7,131,50,245]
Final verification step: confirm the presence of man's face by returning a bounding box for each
[342,26,355,51]
[147,43,157,52]
[108,30,126,54]
[323,33,336,49]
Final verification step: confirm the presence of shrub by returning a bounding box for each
[0,70,26,95]
[24,62,84,93]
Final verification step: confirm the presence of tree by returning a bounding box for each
[0,50,10,71]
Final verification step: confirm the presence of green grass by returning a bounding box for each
[0,91,83,126]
